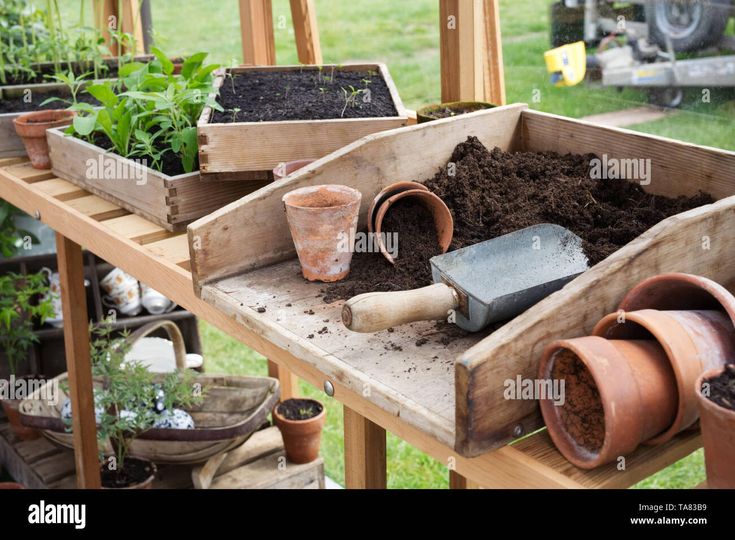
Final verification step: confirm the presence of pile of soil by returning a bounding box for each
[277,399,323,421]
[703,364,735,411]
[212,68,398,123]
[323,136,713,302]
[0,91,99,114]
[551,349,605,452]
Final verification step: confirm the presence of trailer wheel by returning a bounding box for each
[646,0,732,52]
[648,87,684,108]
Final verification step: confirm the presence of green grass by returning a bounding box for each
[53,0,727,488]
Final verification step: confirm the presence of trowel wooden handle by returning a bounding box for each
[342,283,459,333]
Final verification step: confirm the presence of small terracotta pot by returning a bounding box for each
[594,309,735,444]
[416,101,497,123]
[0,482,24,489]
[283,185,362,282]
[273,399,326,464]
[618,273,735,327]
[13,110,75,169]
[373,189,454,265]
[539,336,677,469]
[696,366,735,488]
[367,181,429,234]
[1,399,41,441]
[100,457,157,489]
[273,159,316,180]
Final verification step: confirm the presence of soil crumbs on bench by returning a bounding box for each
[213,68,398,123]
[322,136,713,305]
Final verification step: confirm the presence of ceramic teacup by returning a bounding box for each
[140,283,175,315]
[100,267,138,296]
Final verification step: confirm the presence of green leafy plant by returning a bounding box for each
[86,320,204,476]
[68,48,222,174]
[40,69,92,107]
[0,272,53,375]
[340,85,368,117]
[0,201,39,258]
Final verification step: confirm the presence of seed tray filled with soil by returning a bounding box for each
[190,104,735,457]
[197,64,408,175]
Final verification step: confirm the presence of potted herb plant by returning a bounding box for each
[272,398,325,464]
[86,322,203,489]
[0,271,53,440]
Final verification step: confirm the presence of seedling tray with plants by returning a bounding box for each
[197,63,409,176]
[46,51,263,231]
[188,104,735,459]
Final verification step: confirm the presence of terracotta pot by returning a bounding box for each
[283,185,362,282]
[696,366,735,488]
[367,181,429,234]
[100,457,157,489]
[273,159,316,180]
[1,399,40,441]
[594,309,735,444]
[373,188,454,265]
[13,110,75,169]
[416,101,497,123]
[0,482,24,489]
[618,273,735,327]
[273,399,326,464]
[539,336,677,469]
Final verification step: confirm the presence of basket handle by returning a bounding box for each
[125,320,188,371]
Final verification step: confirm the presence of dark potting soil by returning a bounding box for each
[703,364,735,411]
[322,199,442,303]
[551,349,605,452]
[100,457,154,489]
[323,137,713,303]
[427,104,491,119]
[88,133,189,177]
[212,68,398,123]
[277,398,323,421]
[0,91,99,114]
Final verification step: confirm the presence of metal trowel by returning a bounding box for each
[342,224,589,333]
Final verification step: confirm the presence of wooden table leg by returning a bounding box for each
[449,470,481,489]
[343,406,387,489]
[267,360,299,400]
[56,234,101,489]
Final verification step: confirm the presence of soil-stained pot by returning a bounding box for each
[13,110,75,169]
[100,457,157,489]
[373,188,454,264]
[539,336,677,469]
[273,159,316,180]
[416,101,497,123]
[696,365,735,488]
[367,181,428,234]
[273,398,325,464]
[1,399,41,441]
[283,185,362,282]
[594,309,735,443]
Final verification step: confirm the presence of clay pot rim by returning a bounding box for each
[282,184,362,210]
[373,188,454,265]
[539,336,644,469]
[99,456,157,489]
[367,181,429,234]
[696,366,735,418]
[272,159,317,180]
[416,101,497,121]
[272,399,326,426]
[13,109,76,128]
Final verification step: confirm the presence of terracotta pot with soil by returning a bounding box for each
[0,482,24,489]
[367,181,428,233]
[594,309,735,443]
[696,365,735,488]
[539,336,677,469]
[416,101,497,123]
[13,110,75,169]
[273,159,316,180]
[283,185,362,282]
[273,398,325,464]
[373,188,453,264]
[1,398,41,441]
[100,456,157,489]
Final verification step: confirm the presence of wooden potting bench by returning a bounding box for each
[0,157,704,489]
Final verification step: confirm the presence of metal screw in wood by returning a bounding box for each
[323,380,335,397]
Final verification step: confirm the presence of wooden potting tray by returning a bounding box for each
[189,104,735,459]
[0,153,712,487]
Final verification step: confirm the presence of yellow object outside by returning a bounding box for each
[544,41,587,87]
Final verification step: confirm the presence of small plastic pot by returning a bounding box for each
[416,101,497,123]
[13,109,75,169]
[273,159,316,180]
[273,399,326,464]
[594,309,735,444]
[373,189,453,265]
[539,336,677,469]
[283,184,362,282]
[696,366,735,489]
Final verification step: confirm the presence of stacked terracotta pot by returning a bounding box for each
[538,273,735,481]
